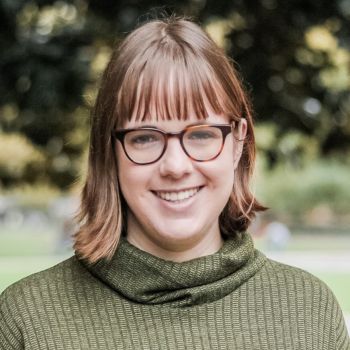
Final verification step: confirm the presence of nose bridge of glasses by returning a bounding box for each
[164,129,185,139]
[159,133,194,177]
[163,129,188,156]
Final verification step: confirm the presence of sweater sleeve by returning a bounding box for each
[0,287,24,349]
[333,297,350,350]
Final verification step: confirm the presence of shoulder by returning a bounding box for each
[260,257,336,300]
[0,255,91,315]
[1,256,80,297]
[250,255,344,321]
[245,256,349,347]
[257,257,349,343]
[263,256,323,279]
[0,257,81,348]
[0,255,95,320]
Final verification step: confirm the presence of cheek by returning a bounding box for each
[216,142,236,177]
[208,148,236,193]
[117,149,138,203]
[117,150,153,205]
[203,158,235,190]
[118,165,139,200]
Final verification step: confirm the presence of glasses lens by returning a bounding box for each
[183,126,223,161]
[124,129,164,164]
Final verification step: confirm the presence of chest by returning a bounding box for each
[21,294,334,350]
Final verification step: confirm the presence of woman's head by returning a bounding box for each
[74,16,265,263]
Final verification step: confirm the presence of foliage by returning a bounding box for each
[0,0,349,189]
[0,132,45,186]
[255,123,320,168]
[0,0,91,189]
[255,158,350,226]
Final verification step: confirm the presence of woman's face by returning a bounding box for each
[116,111,246,261]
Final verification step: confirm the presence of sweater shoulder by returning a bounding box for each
[258,257,343,312]
[0,256,85,304]
[263,257,332,290]
[0,256,85,348]
[259,258,350,347]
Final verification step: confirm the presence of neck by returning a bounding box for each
[126,220,224,262]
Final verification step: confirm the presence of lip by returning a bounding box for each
[152,186,204,193]
[151,186,204,211]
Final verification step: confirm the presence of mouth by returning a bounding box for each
[152,186,203,203]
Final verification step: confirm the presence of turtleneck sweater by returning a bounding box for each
[1,233,349,349]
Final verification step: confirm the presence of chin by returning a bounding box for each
[153,224,204,246]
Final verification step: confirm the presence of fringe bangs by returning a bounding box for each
[115,42,236,127]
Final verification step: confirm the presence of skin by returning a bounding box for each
[116,112,247,262]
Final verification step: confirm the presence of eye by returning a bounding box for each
[186,127,220,141]
[126,130,163,149]
[189,131,214,139]
[131,134,157,144]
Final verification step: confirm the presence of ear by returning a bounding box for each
[233,118,247,170]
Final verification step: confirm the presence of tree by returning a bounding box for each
[0,0,349,189]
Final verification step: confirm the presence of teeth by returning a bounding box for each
[156,187,200,202]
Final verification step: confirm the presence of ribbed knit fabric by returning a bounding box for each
[1,232,349,349]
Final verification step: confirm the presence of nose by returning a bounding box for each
[159,137,193,179]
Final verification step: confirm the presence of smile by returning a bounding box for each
[154,187,201,202]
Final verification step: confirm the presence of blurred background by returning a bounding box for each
[0,0,349,328]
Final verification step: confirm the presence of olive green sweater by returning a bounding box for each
[1,233,349,349]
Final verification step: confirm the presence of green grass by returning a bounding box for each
[0,225,72,291]
[0,226,59,256]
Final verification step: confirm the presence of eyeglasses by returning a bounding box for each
[111,123,234,165]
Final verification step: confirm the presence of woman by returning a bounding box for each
[1,17,349,350]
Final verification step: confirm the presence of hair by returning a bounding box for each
[74,15,266,263]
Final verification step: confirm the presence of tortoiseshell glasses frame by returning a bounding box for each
[111,123,234,165]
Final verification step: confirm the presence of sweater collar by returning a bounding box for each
[81,233,266,307]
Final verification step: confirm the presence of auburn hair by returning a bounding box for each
[74,16,266,263]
